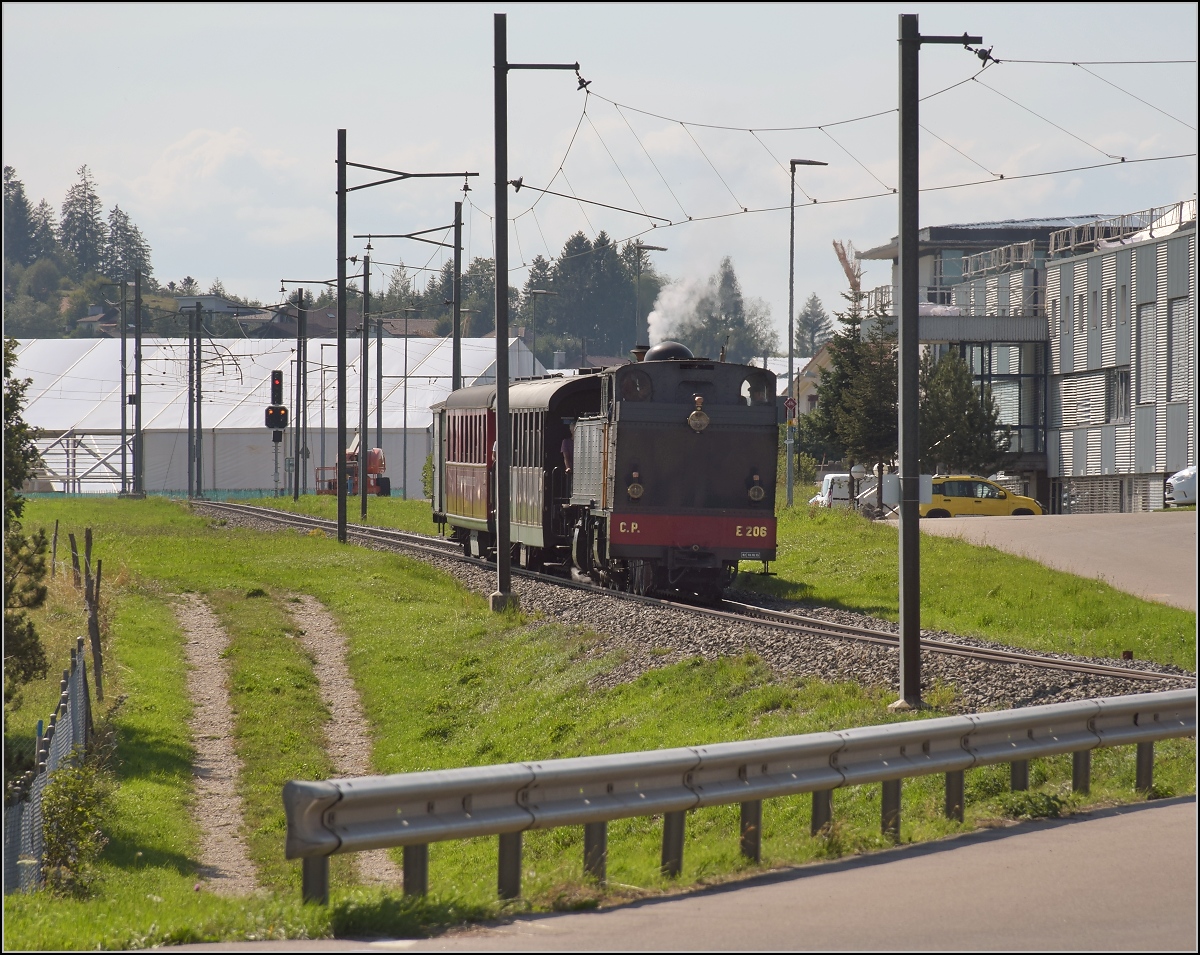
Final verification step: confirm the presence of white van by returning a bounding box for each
[809,473,878,508]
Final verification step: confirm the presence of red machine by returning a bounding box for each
[316,436,390,496]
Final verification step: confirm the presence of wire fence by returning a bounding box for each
[3,636,95,894]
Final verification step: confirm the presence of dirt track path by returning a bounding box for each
[287,594,403,886]
[178,593,260,896]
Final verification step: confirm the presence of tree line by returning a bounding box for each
[4,163,839,365]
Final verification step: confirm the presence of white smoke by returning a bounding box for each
[646,275,711,344]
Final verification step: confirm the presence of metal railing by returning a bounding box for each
[1049,199,1197,257]
[283,689,1195,903]
[963,241,1037,280]
[3,637,95,894]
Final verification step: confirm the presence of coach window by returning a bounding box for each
[740,372,772,406]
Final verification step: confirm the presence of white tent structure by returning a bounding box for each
[11,336,543,497]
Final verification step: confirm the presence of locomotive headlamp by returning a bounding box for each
[688,394,710,433]
[627,482,644,500]
[748,470,765,502]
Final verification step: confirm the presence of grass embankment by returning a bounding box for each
[3,497,1194,949]
[738,504,1196,671]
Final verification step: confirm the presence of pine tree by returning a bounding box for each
[3,166,35,267]
[59,165,108,275]
[795,292,832,357]
[102,204,152,281]
[919,350,1010,475]
[29,200,60,263]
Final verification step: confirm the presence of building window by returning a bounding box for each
[1050,299,1059,338]
[1091,289,1099,331]
[1168,297,1190,401]
[1104,288,1114,328]
[1077,293,1086,334]
[1137,303,1156,403]
[1106,368,1130,423]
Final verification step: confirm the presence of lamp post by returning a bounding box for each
[528,289,556,376]
[787,158,827,509]
[633,240,666,351]
[494,11,581,617]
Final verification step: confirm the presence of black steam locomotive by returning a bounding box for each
[431,341,778,601]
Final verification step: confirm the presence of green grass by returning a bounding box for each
[3,497,1194,949]
[240,494,439,536]
[736,504,1196,670]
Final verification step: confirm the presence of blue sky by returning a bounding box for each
[3,2,1195,347]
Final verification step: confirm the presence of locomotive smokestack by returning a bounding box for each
[630,344,649,363]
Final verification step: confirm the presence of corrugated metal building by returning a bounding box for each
[858,199,1195,513]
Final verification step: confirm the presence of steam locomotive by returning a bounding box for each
[431,341,778,601]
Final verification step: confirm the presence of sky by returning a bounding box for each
[3,2,1196,352]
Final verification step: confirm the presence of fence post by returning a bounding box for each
[1072,751,1091,794]
[88,561,104,701]
[583,822,607,884]
[944,770,964,822]
[881,779,901,839]
[498,831,522,899]
[739,800,762,863]
[403,844,429,896]
[1010,760,1029,791]
[1135,742,1154,793]
[301,856,329,905]
[811,789,832,835]
[68,533,81,588]
[661,810,685,877]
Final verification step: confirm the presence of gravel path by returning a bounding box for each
[196,506,1194,715]
[286,594,404,887]
[178,593,260,896]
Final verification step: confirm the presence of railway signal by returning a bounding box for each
[266,370,289,439]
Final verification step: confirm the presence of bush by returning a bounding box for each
[422,453,434,500]
[41,752,113,895]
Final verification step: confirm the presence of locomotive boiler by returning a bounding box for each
[431,341,777,601]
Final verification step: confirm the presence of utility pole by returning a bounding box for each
[337,129,348,542]
[133,269,144,497]
[894,14,982,709]
[195,307,203,499]
[187,303,195,499]
[453,199,463,391]
[360,250,370,520]
[120,281,129,495]
[493,11,579,616]
[294,290,306,502]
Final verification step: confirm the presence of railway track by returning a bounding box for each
[196,500,1194,687]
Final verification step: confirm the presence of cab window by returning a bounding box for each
[976,482,1004,499]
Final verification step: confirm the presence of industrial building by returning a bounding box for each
[858,197,1195,512]
[12,336,542,498]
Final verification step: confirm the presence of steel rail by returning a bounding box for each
[193,501,1194,685]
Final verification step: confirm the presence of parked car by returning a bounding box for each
[1165,465,1196,507]
[920,475,1043,517]
[809,473,878,509]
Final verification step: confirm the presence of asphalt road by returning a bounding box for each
[916,511,1197,611]
[172,797,1197,953]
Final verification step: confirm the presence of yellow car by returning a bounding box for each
[921,475,1043,518]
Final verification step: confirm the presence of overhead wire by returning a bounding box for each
[680,122,747,211]
[919,123,1004,178]
[613,101,692,220]
[1072,63,1197,131]
[970,74,1126,161]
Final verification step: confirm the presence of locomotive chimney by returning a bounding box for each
[630,344,649,363]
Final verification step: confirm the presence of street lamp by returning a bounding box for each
[528,289,557,376]
[787,158,828,509]
[633,240,666,352]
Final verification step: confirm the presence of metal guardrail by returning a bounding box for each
[283,689,1196,903]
